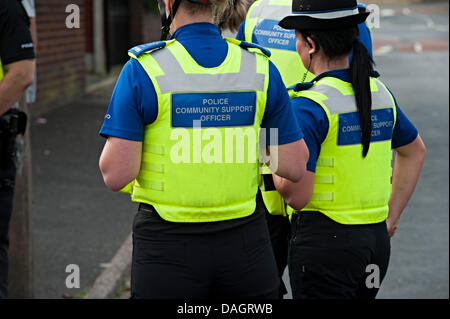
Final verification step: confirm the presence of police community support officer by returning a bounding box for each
[99,0,309,299]
[235,0,374,298]
[273,0,426,299]
[0,0,35,299]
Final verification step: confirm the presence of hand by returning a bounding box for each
[386,217,398,237]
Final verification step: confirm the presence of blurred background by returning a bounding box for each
[6,0,448,299]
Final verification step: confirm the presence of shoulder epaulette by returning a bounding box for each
[358,3,368,9]
[239,41,272,58]
[370,69,380,78]
[289,81,315,92]
[128,41,167,57]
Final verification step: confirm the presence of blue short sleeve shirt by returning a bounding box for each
[100,23,303,146]
[291,70,419,173]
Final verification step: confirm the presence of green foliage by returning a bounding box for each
[74,289,89,299]
[143,0,160,14]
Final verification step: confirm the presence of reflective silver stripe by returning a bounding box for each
[308,81,394,114]
[372,79,396,109]
[309,84,356,114]
[292,7,360,20]
[249,0,291,21]
[151,47,265,93]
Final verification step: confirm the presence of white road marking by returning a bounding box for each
[381,9,396,17]
[414,42,423,53]
[374,45,394,56]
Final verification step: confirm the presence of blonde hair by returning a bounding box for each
[178,0,254,32]
[212,0,254,32]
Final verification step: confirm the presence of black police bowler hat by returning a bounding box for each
[279,0,370,31]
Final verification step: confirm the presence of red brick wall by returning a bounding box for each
[141,12,162,44]
[33,0,86,117]
[32,0,160,117]
[129,0,144,47]
[85,0,94,53]
[129,0,161,47]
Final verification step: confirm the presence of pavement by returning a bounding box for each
[30,1,448,299]
[31,85,135,299]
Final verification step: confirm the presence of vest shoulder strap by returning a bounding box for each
[225,38,272,58]
[287,81,317,100]
[290,82,315,92]
[128,40,173,58]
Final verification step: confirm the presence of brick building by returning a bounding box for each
[32,0,160,117]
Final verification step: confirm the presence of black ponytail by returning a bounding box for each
[350,39,374,157]
[300,27,375,157]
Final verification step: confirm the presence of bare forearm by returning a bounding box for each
[99,138,142,192]
[273,171,314,210]
[388,136,426,225]
[273,174,294,202]
[100,152,139,192]
[0,74,31,115]
[0,61,35,115]
[269,139,309,183]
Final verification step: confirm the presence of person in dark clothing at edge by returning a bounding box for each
[0,0,35,299]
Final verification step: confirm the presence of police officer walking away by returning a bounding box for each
[274,0,426,299]
[0,0,35,299]
[236,0,374,299]
[99,0,309,299]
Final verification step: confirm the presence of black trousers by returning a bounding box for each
[288,212,391,299]
[0,163,16,299]
[264,212,290,298]
[131,205,280,299]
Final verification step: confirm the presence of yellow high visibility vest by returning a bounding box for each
[244,0,314,216]
[123,38,270,223]
[288,76,397,224]
[244,0,315,88]
[0,58,4,82]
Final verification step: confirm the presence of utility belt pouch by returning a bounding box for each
[0,109,28,169]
